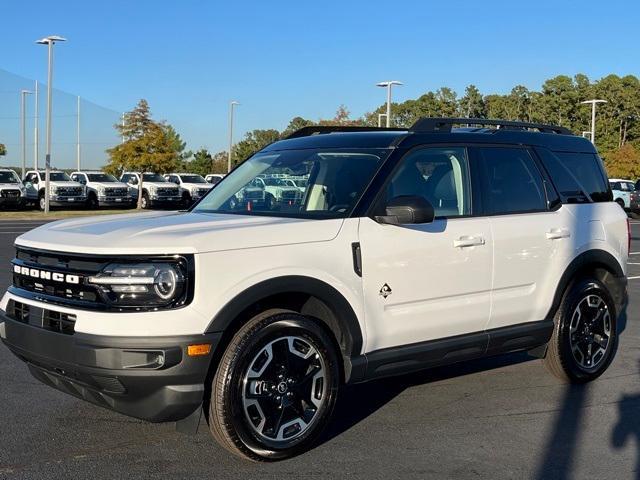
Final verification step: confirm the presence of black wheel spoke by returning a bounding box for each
[569,294,612,370]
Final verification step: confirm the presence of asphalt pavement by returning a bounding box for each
[1,218,640,479]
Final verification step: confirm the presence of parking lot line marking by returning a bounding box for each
[630,252,640,255]
[0,231,31,234]
[628,276,640,280]
[628,262,640,265]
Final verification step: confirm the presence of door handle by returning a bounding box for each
[546,228,571,240]
[454,235,485,248]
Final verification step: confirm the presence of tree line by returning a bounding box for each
[105,73,640,179]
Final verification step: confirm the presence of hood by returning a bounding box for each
[50,181,84,188]
[143,182,178,189]
[15,211,344,255]
[90,182,129,189]
[183,183,213,190]
[0,183,22,189]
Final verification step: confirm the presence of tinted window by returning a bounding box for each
[477,147,546,215]
[0,171,19,183]
[537,149,611,203]
[49,172,71,181]
[385,147,471,218]
[194,148,389,218]
[142,173,167,182]
[87,173,118,182]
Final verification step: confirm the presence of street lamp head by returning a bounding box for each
[36,35,67,45]
[230,101,240,106]
[21,90,33,95]
[581,99,607,105]
[376,81,403,87]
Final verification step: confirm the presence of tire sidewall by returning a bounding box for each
[557,279,618,382]
[213,313,340,460]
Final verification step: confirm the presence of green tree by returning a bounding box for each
[460,85,485,118]
[184,148,227,176]
[281,116,314,137]
[603,144,640,179]
[106,99,182,208]
[232,129,281,167]
[0,143,6,157]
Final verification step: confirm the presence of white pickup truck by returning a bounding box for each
[71,171,135,209]
[164,173,213,207]
[0,169,27,209]
[22,170,87,211]
[119,172,181,209]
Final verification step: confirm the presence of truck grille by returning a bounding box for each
[57,186,83,197]
[281,190,301,201]
[197,188,209,196]
[6,299,76,335]
[156,187,178,197]
[105,187,128,196]
[243,190,264,200]
[1,189,21,198]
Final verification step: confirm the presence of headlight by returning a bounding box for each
[87,261,188,308]
[97,186,106,195]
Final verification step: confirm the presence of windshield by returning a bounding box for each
[142,173,168,182]
[50,172,71,181]
[87,173,118,182]
[194,148,390,218]
[0,171,19,183]
[180,175,206,184]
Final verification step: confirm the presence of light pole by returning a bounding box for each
[376,81,402,128]
[581,99,606,146]
[20,89,32,179]
[76,95,81,171]
[34,80,39,170]
[36,35,66,214]
[227,101,239,173]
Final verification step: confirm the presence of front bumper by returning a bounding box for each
[98,196,135,205]
[0,196,24,207]
[149,196,182,207]
[0,312,220,422]
[49,196,87,206]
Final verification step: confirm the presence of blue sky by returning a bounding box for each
[1,0,639,168]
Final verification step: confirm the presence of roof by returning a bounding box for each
[264,118,596,154]
[264,128,596,154]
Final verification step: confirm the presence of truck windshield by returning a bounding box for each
[0,171,19,183]
[180,175,206,184]
[87,173,118,182]
[49,172,71,181]
[193,148,390,218]
[142,173,168,182]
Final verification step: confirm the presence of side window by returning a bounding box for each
[385,147,471,218]
[537,149,611,203]
[610,182,621,191]
[476,147,546,215]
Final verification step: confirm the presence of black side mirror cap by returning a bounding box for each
[375,195,435,225]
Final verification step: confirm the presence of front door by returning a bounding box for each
[358,146,493,352]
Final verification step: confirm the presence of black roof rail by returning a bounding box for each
[409,117,573,135]
[285,125,407,139]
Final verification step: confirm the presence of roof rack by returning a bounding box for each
[285,125,406,139]
[410,117,573,135]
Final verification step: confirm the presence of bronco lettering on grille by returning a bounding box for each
[13,265,80,284]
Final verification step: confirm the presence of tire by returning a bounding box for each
[181,192,191,208]
[38,192,45,211]
[208,309,340,461]
[616,198,625,210]
[543,278,618,383]
[141,191,150,209]
[87,193,99,209]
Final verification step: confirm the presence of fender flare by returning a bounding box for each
[205,275,364,358]
[547,249,625,319]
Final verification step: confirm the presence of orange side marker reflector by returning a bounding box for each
[187,344,212,356]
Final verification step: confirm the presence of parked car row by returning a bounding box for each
[0,168,227,211]
[610,178,640,218]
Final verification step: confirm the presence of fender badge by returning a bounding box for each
[379,283,392,298]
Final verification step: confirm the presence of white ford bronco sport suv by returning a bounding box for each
[23,170,87,211]
[0,118,628,461]
[70,171,135,209]
[119,172,181,209]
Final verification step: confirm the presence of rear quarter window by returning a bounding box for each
[536,149,612,203]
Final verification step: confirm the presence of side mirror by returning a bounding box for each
[376,195,435,225]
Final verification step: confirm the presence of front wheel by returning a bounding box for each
[208,310,340,461]
[543,278,618,383]
[141,192,150,209]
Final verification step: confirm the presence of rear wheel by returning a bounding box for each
[87,193,99,209]
[543,278,617,383]
[208,310,340,461]
[38,192,45,211]
[615,198,625,210]
[141,191,150,209]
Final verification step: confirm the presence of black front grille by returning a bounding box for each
[1,189,21,198]
[6,299,76,335]
[156,187,178,197]
[57,187,83,196]
[105,187,128,196]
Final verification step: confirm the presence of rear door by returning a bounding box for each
[474,146,573,330]
[358,146,493,352]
